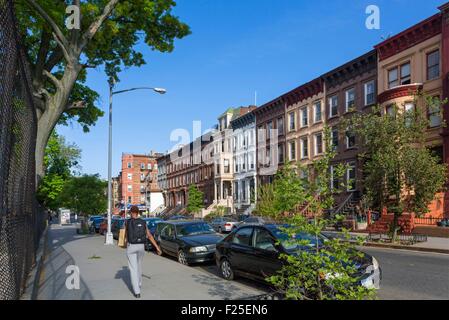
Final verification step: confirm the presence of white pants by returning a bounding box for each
[126,243,145,295]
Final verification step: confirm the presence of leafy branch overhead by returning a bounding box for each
[15,0,191,176]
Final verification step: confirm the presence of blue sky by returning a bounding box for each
[57,0,445,179]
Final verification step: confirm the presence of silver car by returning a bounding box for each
[210,217,239,233]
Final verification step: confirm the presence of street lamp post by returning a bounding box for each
[105,80,166,245]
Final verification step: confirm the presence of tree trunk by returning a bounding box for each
[34,64,82,183]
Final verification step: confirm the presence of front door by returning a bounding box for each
[228,227,254,273]
[249,227,283,278]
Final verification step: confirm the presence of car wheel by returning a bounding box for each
[219,258,234,280]
[178,250,189,266]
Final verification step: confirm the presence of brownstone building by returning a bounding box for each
[161,132,215,215]
[322,50,378,205]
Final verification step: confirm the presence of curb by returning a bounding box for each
[362,242,449,255]
[21,223,49,300]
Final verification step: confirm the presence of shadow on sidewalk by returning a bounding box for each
[114,267,133,295]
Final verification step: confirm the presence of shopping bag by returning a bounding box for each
[118,228,127,248]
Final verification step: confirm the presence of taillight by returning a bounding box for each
[225,223,231,227]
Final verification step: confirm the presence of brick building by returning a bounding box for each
[119,152,164,213]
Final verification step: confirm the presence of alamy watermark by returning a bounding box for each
[366,5,380,30]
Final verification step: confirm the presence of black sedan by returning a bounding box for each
[215,224,381,290]
[154,220,224,265]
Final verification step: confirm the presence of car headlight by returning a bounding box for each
[189,246,208,253]
[371,257,379,270]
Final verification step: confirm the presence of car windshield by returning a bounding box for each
[223,217,237,222]
[176,223,215,237]
[267,225,326,251]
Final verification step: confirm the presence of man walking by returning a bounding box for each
[124,205,162,298]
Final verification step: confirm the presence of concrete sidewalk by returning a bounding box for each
[36,224,266,300]
[323,231,449,254]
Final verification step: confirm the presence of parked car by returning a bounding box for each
[233,216,268,230]
[88,215,104,233]
[437,218,449,227]
[215,223,381,291]
[166,215,193,221]
[154,220,224,265]
[143,217,163,251]
[99,218,108,235]
[210,217,239,233]
[111,218,126,240]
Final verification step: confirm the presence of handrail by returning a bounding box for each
[333,193,354,216]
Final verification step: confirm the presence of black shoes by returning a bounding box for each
[134,293,141,298]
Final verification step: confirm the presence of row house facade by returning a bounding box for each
[162,132,215,212]
[254,98,286,185]
[230,109,258,214]
[322,50,378,204]
[212,107,256,210]
[374,4,449,218]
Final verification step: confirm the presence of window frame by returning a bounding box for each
[314,133,323,156]
[427,49,440,81]
[329,95,338,118]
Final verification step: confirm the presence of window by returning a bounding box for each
[314,101,322,123]
[267,121,273,137]
[278,144,284,163]
[301,107,308,127]
[428,96,442,128]
[127,162,132,168]
[404,102,415,127]
[329,96,338,117]
[346,129,356,148]
[331,127,339,149]
[289,141,296,161]
[427,50,440,80]
[147,163,152,170]
[224,159,230,174]
[364,80,375,105]
[386,104,395,116]
[140,173,145,181]
[389,62,411,88]
[127,196,132,203]
[347,163,356,191]
[388,68,398,88]
[232,227,253,246]
[345,88,355,112]
[300,137,308,159]
[127,173,132,180]
[141,163,145,170]
[127,185,132,192]
[140,185,145,192]
[254,228,276,251]
[330,165,339,191]
[300,168,309,180]
[400,63,411,85]
[289,112,296,131]
[314,133,323,155]
[277,117,284,135]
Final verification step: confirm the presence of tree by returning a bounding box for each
[59,174,107,216]
[347,95,448,240]
[257,128,375,300]
[15,0,191,177]
[186,184,204,214]
[37,130,81,210]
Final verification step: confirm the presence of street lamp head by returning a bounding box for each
[153,88,167,94]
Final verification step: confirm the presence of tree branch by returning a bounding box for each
[44,49,64,72]
[52,33,71,64]
[34,28,52,82]
[80,0,120,49]
[24,0,70,56]
[43,70,63,91]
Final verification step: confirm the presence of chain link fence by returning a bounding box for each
[0,0,47,300]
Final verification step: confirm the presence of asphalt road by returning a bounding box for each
[194,247,449,300]
[360,247,449,300]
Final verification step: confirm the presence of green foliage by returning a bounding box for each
[59,174,107,216]
[257,127,376,300]
[37,131,81,210]
[345,95,448,220]
[15,0,191,131]
[186,184,204,214]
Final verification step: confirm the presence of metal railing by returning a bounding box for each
[414,216,441,225]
